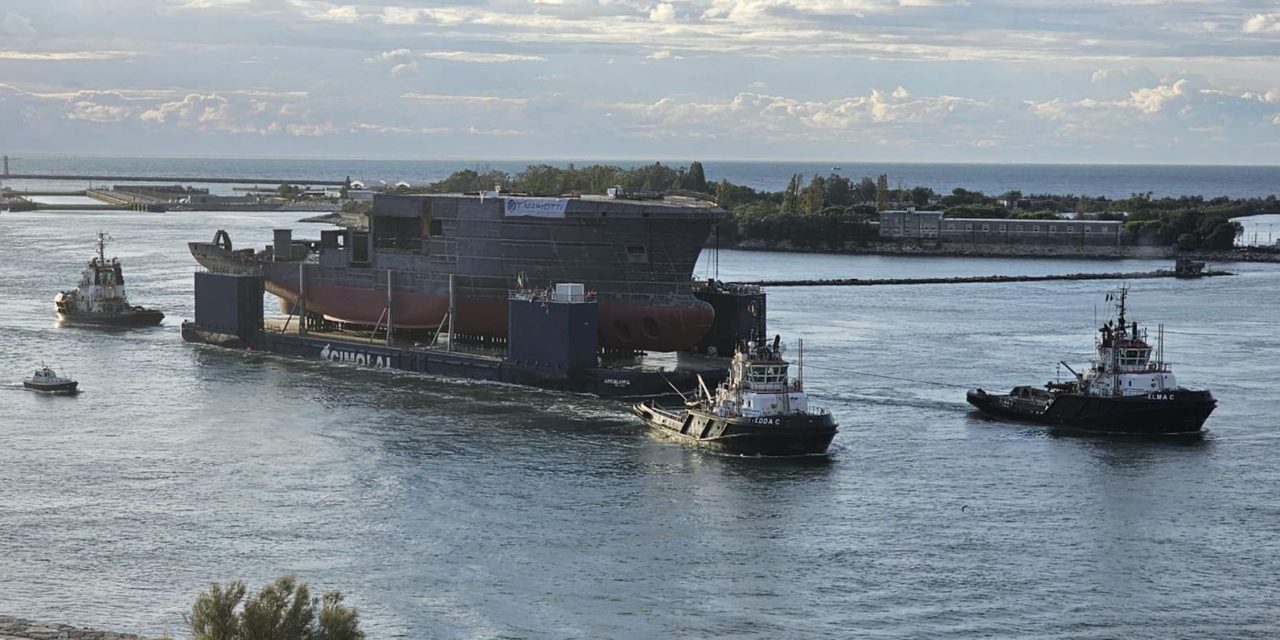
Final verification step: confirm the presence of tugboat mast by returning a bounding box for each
[1115,284,1127,330]
[96,231,109,264]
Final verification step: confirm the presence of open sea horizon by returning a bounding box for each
[2,155,1279,200]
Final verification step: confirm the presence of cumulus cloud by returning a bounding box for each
[142,94,237,127]
[259,0,1280,64]
[1087,67,1161,101]
[367,48,543,75]
[650,2,677,22]
[1243,13,1280,34]
[135,92,339,136]
[381,6,471,25]
[367,48,420,76]
[614,88,986,139]
[420,51,545,63]
[0,50,136,61]
[4,0,1280,160]
[287,0,362,23]
[67,101,132,122]
[177,0,253,9]
[2,12,36,37]
[1129,79,1191,114]
[645,49,681,60]
[389,62,418,77]
[369,48,413,64]
[400,92,529,107]
[1026,77,1280,148]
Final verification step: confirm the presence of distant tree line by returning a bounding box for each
[426,161,709,196]
[418,163,1277,252]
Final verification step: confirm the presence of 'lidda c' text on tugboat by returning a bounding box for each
[54,232,164,326]
[967,286,1216,436]
[633,335,838,456]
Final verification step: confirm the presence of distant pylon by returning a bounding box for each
[2,155,8,177]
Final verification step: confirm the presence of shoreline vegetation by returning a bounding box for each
[0,575,362,640]
[321,161,1280,261]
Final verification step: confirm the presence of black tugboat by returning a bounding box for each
[967,286,1216,436]
[632,335,838,456]
[23,364,79,394]
[54,232,164,326]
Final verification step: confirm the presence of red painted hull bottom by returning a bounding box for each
[268,282,714,352]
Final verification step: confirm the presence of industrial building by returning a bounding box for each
[879,210,943,239]
[879,210,1122,246]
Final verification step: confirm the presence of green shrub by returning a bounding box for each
[187,575,364,640]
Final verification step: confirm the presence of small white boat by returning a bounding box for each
[23,365,79,394]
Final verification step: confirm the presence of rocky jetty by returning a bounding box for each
[0,616,150,640]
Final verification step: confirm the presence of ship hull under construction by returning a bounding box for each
[190,193,723,352]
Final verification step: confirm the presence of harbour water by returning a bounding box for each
[2,209,1280,638]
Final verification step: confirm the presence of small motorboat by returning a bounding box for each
[23,365,79,394]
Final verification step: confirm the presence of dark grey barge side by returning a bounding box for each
[181,271,729,398]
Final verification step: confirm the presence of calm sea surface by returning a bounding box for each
[2,208,1279,639]
[3,155,1279,199]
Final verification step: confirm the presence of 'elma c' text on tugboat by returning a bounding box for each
[967,286,1216,436]
[54,232,164,326]
[633,335,838,456]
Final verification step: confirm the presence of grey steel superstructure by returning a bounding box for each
[191,192,724,352]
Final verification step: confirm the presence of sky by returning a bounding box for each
[0,0,1278,163]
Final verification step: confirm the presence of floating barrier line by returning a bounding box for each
[733,269,1231,288]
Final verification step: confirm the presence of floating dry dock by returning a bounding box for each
[181,272,758,398]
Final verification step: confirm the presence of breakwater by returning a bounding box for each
[4,173,344,186]
[0,615,149,640]
[730,240,1280,263]
[736,268,1231,287]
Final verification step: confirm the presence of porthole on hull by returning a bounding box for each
[641,317,661,339]
[613,320,633,342]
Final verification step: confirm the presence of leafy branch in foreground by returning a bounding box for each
[187,574,364,640]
